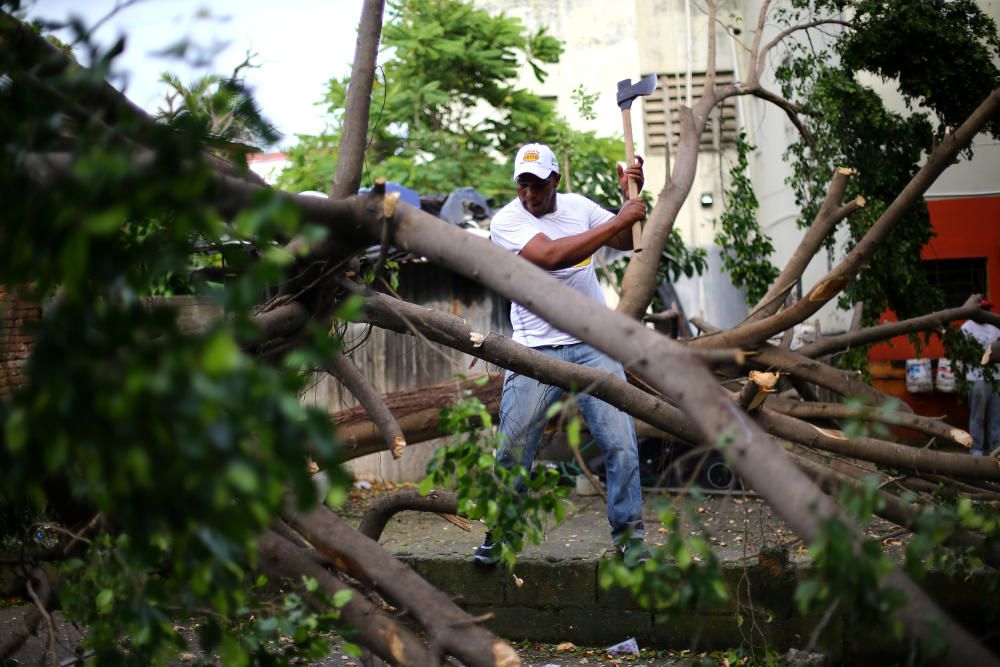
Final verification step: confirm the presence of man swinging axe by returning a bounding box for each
[477,126,652,566]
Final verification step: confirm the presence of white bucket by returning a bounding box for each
[936,358,956,393]
[906,358,933,393]
[575,474,602,496]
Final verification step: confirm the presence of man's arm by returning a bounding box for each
[519,198,646,270]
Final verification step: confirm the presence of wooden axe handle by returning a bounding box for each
[621,108,642,252]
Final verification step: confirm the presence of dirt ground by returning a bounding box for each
[0,607,810,667]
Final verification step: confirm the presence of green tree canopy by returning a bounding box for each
[278,0,624,207]
[776,0,1000,322]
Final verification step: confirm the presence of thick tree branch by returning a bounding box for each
[281,506,521,667]
[757,408,1000,480]
[325,352,406,459]
[769,396,972,448]
[797,294,1000,358]
[361,291,701,444]
[616,103,709,318]
[746,168,861,323]
[691,316,901,408]
[745,0,773,89]
[357,488,459,542]
[331,0,385,199]
[258,531,433,667]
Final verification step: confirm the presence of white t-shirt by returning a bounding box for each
[960,319,1000,382]
[490,193,614,347]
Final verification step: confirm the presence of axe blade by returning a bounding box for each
[616,73,658,110]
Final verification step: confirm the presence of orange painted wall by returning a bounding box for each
[866,195,1000,425]
[868,195,1000,362]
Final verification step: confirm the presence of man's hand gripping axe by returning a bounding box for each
[616,73,657,252]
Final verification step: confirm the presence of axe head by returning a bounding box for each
[616,73,657,110]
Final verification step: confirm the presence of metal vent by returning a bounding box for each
[643,71,739,154]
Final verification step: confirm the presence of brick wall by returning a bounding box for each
[0,286,39,397]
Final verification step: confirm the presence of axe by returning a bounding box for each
[616,73,657,252]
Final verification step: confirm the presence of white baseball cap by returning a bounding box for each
[513,143,560,180]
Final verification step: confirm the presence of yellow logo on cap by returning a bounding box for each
[523,151,540,162]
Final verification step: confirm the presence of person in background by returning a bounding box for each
[960,297,1000,456]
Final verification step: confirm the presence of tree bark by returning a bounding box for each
[258,530,434,667]
[690,316,904,409]
[796,294,1000,358]
[756,407,999,480]
[768,396,972,448]
[358,488,459,542]
[325,352,407,459]
[332,373,502,460]
[616,102,707,319]
[330,0,386,199]
[745,167,861,323]
[281,506,521,667]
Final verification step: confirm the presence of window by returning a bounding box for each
[643,71,739,154]
[923,257,987,307]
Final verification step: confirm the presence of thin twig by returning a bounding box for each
[25,577,57,667]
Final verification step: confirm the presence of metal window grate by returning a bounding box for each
[923,257,987,308]
[643,71,739,154]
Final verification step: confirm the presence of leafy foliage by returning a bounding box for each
[0,8,351,663]
[793,478,905,636]
[420,389,570,568]
[715,132,779,305]
[775,0,1000,324]
[157,58,281,158]
[598,504,727,613]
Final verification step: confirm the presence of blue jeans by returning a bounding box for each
[968,380,1000,455]
[496,343,644,541]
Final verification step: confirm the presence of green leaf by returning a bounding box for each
[96,589,115,614]
[201,331,242,375]
[332,589,352,608]
[225,462,259,494]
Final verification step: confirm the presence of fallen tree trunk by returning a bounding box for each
[332,373,503,461]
